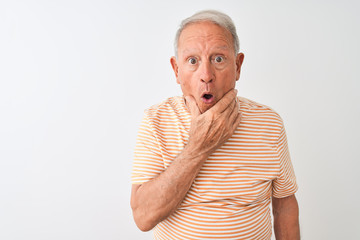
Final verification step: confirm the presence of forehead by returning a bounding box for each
[178,21,234,52]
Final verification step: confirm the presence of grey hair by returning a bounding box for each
[174,10,240,58]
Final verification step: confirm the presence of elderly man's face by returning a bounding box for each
[171,21,244,113]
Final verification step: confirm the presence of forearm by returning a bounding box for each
[131,145,208,231]
[272,195,300,240]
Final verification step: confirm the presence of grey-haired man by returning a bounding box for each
[131,10,300,240]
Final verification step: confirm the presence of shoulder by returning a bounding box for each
[238,96,284,127]
[145,96,182,114]
[143,96,187,122]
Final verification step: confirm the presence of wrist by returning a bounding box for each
[182,143,209,163]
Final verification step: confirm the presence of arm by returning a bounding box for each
[130,89,241,231]
[272,194,300,240]
[130,145,207,232]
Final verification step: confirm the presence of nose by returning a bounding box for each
[200,61,214,83]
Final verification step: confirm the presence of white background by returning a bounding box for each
[1,0,359,239]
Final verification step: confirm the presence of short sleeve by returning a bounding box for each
[131,111,165,185]
[272,124,298,198]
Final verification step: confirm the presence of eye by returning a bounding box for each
[214,56,224,63]
[188,57,197,65]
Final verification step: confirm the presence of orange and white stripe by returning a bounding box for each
[132,96,298,240]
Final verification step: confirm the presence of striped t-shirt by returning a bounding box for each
[132,96,298,240]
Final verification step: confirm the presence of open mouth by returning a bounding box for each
[203,94,213,100]
[201,93,215,104]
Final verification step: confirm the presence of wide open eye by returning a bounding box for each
[188,57,197,65]
[214,56,224,63]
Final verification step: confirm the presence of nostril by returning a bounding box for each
[201,80,213,83]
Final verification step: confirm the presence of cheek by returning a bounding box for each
[178,72,196,92]
[177,78,190,95]
[218,70,236,85]
[180,81,195,95]
[214,71,237,94]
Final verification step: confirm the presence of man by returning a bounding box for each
[131,10,300,240]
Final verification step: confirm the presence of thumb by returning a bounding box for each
[185,95,201,117]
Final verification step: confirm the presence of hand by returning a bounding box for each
[185,89,242,158]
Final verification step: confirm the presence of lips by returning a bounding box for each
[201,92,215,104]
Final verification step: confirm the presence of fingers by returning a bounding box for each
[227,96,240,124]
[210,89,238,114]
[225,97,238,119]
[231,112,242,132]
[185,95,201,118]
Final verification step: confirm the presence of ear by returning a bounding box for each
[170,56,180,84]
[235,53,245,81]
